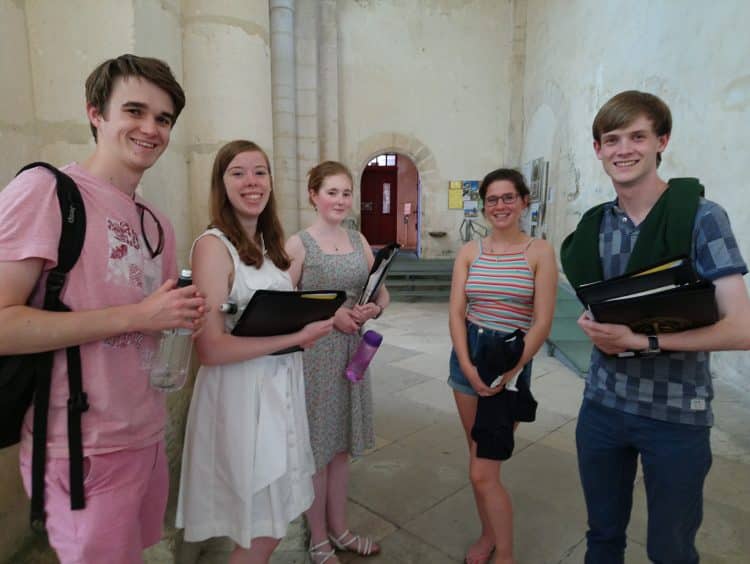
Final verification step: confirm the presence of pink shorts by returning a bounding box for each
[20,441,168,564]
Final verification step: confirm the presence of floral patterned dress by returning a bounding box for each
[298,229,375,470]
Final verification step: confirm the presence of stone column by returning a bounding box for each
[182,0,274,240]
[318,0,340,162]
[270,0,300,233]
[295,0,321,228]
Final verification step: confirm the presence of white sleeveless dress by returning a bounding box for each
[176,228,315,547]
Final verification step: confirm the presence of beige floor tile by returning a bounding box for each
[531,367,585,416]
[399,378,457,413]
[402,484,480,561]
[344,529,455,564]
[370,364,431,398]
[530,352,564,378]
[348,441,469,527]
[514,406,574,444]
[558,538,651,564]
[389,350,451,380]
[537,418,578,455]
[372,394,444,443]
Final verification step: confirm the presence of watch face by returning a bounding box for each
[647,335,660,353]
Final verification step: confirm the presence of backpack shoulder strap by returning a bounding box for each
[17,163,86,278]
[15,163,88,529]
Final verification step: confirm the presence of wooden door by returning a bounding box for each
[361,167,397,245]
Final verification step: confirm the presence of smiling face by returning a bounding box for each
[223,150,272,222]
[594,114,670,190]
[483,179,528,229]
[87,76,174,174]
[310,172,354,224]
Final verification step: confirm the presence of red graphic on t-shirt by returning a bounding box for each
[111,243,128,260]
[129,263,144,289]
[108,218,140,250]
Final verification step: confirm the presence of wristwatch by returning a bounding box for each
[642,334,661,356]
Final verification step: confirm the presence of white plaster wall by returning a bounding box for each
[520,0,750,389]
[337,0,515,257]
[0,0,39,187]
[24,0,135,165]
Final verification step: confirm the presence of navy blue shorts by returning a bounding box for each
[448,321,532,396]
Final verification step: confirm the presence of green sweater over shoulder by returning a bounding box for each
[560,178,704,288]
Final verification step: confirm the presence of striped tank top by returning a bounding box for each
[465,238,535,333]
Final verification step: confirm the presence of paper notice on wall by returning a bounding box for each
[449,180,463,209]
[462,180,480,218]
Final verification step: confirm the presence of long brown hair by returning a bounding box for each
[209,140,290,270]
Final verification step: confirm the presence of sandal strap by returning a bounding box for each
[330,530,375,556]
[309,540,336,564]
[331,529,353,548]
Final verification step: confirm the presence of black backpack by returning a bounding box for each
[0,162,88,530]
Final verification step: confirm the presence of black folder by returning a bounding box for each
[231,290,346,353]
[576,256,719,334]
[357,242,400,305]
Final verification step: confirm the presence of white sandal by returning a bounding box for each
[309,539,338,564]
[329,529,380,556]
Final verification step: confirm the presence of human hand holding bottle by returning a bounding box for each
[136,277,207,334]
[150,270,206,391]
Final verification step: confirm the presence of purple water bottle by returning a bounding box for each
[345,330,383,382]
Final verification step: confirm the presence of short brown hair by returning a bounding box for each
[307,161,354,206]
[85,54,186,141]
[209,140,290,270]
[592,90,672,164]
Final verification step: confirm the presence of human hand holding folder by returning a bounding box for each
[576,256,719,335]
[231,290,346,354]
[358,243,400,305]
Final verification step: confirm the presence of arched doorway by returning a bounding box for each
[360,152,419,254]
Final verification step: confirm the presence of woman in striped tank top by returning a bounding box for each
[448,169,557,564]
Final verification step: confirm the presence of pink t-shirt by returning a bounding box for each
[0,163,177,457]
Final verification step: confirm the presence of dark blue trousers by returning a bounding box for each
[576,399,711,564]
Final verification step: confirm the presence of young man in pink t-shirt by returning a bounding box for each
[0,55,205,563]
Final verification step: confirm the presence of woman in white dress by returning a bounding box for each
[176,140,333,564]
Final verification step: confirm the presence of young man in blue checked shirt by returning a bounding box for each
[560,90,750,564]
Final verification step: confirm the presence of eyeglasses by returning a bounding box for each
[136,202,164,259]
[485,193,520,207]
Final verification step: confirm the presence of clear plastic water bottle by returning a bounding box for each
[150,269,193,391]
[345,330,383,382]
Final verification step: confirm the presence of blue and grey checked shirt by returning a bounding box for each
[585,198,747,426]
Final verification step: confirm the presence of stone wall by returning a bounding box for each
[337,0,516,257]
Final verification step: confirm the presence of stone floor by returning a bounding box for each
[14,302,750,563]
[178,302,750,564]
